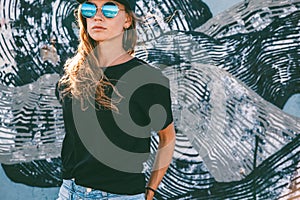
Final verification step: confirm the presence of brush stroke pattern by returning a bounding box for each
[0,0,299,199]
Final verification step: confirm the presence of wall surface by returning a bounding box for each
[0,1,240,199]
[1,0,299,199]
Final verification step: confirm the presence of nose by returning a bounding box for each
[93,8,104,20]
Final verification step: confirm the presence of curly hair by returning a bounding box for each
[58,4,138,111]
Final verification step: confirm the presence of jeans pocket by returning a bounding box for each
[57,182,72,200]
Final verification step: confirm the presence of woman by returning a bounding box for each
[56,0,176,199]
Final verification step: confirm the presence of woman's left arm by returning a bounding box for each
[145,122,176,200]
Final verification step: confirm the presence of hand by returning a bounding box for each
[145,189,155,200]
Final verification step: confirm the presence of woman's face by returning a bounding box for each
[85,0,132,43]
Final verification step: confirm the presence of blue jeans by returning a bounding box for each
[57,179,145,200]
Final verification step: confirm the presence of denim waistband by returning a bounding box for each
[61,179,144,200]
[63,179,102,194]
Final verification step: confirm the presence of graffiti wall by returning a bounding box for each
[0,0,299,199]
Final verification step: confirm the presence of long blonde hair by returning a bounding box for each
[58,4,138,111]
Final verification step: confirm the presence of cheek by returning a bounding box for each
[114,19,126,31]
[86,19,93,33]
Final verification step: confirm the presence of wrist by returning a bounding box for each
[145,186,156,200]
[145,186,157,194]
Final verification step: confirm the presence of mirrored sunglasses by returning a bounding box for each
[81,2,125,18]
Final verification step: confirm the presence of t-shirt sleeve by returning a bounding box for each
[130,69,173,132]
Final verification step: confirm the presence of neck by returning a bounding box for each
[96,33,132,67]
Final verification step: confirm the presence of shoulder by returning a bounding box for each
[128,58,171,94]
[110,57,169,88]
[133,58,166,78]
[134,58,159,70]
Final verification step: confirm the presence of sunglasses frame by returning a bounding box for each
[80,1,126,19]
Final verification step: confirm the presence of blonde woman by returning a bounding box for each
[56,0,176,199]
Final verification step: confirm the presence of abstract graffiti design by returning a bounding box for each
[0,0,299,199]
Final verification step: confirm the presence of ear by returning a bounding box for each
[124,14,133,29]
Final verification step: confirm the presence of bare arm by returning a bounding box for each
[145,122,176,200]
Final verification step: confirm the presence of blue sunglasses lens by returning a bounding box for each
[81,2,97,18]
[81,2,119,18]
[102,2,119,18]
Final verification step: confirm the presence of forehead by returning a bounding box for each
[87,0,124,6]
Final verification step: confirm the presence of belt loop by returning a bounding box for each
[71,178,75,191]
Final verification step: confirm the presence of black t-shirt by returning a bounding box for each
[57,57,173,195]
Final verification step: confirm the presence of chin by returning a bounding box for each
[92,38,105,42]
[89,35,106,42]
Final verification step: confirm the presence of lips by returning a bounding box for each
[92,25,107,31]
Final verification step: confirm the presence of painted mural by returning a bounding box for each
[0,0,299,199]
